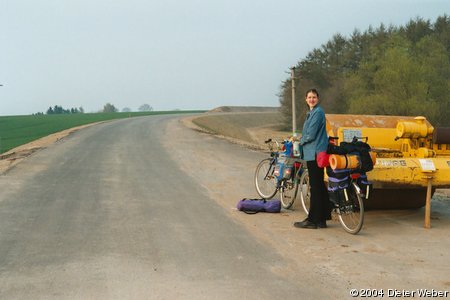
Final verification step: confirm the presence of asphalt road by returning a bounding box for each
[0,115,317,299]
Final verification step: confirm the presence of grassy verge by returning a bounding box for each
[0,110,205,154]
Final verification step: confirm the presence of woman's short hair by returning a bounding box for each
[305,88,319,98]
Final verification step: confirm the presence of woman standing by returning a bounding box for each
[294,89,330,229]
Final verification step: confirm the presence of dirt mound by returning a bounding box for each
[209,106,279,113]
[188,111,290,149]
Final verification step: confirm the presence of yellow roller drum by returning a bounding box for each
[396,116,433,139]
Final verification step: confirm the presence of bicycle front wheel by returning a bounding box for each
[254,158,278,199]
[280,178,298,209]
[299,170,311,215]
[338,182,364,234]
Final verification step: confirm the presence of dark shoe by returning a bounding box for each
[294,219,318,229]
[317,221,327,228]
[293,217,309,227]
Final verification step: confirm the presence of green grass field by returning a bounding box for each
[0,111,205,154]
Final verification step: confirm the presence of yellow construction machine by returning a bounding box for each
[326,114,450,210]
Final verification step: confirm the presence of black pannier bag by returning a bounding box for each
[326,167,350,207]
[357,173,373,199]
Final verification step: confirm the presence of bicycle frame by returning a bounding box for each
[254,138,305,208]
[264,152,279,182]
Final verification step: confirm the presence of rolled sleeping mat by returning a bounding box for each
[329,152,377,170]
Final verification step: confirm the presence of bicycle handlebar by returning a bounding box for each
[352,136,369,143]
[264,138,282,152]
[328,136,369,143]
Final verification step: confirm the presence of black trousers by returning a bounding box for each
[307,160,331,223]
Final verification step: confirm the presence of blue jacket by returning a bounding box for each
[300,105,328,161]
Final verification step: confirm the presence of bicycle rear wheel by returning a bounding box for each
[280,178,298,209]
[254,158,278,199]
[299,170,311,215]
[338,182,364,234]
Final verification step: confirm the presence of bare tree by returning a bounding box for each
[139,104,153,112]
[103,103,118,113]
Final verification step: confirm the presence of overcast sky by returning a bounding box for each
[1,0,448,116]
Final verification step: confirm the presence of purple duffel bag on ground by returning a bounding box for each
[237,198,281,214]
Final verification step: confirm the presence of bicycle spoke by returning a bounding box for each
[299,170,311,215]
[338,182,364,234]
[255,158,278,199]
[280,179,297,209]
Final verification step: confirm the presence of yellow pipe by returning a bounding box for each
[396,116,434,139]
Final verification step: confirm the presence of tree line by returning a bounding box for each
[35,103,154,115]
[279,15,450,128]
[47,105,84,114]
